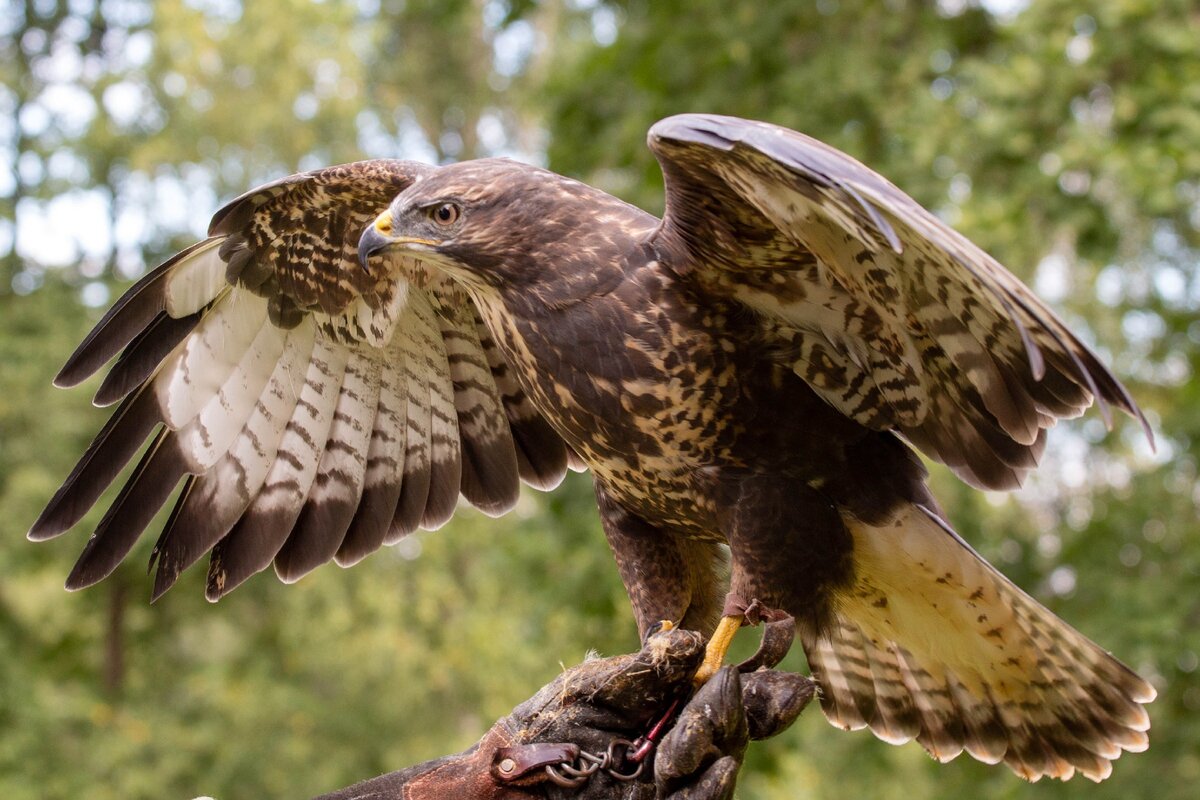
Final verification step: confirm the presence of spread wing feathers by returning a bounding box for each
[803,504,1155,782]
[30,159,570,599]
[474,312,570,490]
[648,114,1149,490]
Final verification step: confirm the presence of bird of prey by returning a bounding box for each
[32,114,1154,782]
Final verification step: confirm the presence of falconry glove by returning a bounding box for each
[313,627,814,800]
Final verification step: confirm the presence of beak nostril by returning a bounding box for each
[374,211,393,235]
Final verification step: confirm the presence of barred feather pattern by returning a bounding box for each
[649,115,1150,490]
[31,159,568,599]
[803,504,1155,782]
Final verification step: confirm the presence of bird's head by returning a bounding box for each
[358,157,648,294]
[359,158,561,289]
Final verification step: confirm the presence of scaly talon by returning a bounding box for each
[693,614,743,685]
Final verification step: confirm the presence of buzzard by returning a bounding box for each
[32,114,1154,782]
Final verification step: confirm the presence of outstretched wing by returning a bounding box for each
[30,159,570,600]
[647,114,1149,490]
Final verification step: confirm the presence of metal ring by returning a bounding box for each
[541,739,646,789]
[602,739,645,781]
[606,761,645,782]
[544,762,589,789]
[558,759,600,779]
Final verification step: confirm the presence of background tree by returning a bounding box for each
[1,1,1196,798]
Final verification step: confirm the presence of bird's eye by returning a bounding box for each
[430,203,461,226]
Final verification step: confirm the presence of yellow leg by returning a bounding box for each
[693,615,742,685]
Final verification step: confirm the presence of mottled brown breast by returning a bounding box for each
[473,256,730,530]
[471,248,871,539]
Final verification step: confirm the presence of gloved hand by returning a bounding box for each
[313,625,814,800]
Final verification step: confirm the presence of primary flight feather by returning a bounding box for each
[34,114,1154,782]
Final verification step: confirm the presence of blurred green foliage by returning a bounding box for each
[1,1,1197,798]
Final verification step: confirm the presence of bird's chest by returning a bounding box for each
[473,282,745,532]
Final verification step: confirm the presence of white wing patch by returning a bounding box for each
[162,238,227,317]
[175,314,287,471]
[154,292,270,429]
[36,161,567,598]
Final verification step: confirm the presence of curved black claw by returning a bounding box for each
[643,618,678,644]
[736,611,795,673]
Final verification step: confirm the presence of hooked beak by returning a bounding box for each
[357,210,439,272]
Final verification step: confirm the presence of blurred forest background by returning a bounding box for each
[2,0,1198,798]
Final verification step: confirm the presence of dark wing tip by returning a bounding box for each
[1096,364,1154,449]
[28,507,72,542]
[150,561,182,603]
[1104,384,1154,451]
[29,388,161,543]
[52,366,82,390]
[273,499,358,585]
[92,311,201,407]
[55,336,116,390]
[64,554,104,592]
[459,435,521,518]
[52,275,169,389]
[52,238,221,389]
[28,475,94,540]
[511,417,569,491]
[27,523,56,542]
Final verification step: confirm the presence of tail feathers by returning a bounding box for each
[804,504,1154,782]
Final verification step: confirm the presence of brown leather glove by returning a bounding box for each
[313,626,814,800]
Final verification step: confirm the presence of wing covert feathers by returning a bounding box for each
[36,159,568,599]
[649,114,1149,490]
[803,504,1154,782]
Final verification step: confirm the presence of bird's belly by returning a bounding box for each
[588,455,724,540]
[536,361,730,538]
[563,339,744,538]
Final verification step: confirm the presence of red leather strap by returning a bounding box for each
[492,743,581,783]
